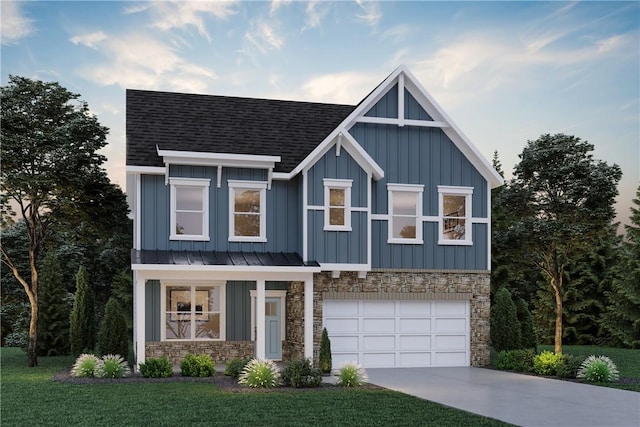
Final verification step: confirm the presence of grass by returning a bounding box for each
[538,345,640,392]
[0,348,512,427]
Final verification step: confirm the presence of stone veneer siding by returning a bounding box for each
[144,270,490,367]
[311,271,491,367]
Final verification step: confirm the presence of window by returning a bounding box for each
[323,179,352,231]
[438,186,473,245]
[170,178,210,241]
[388,184,424,244]
[229,180,267,242]
[163,283,224,340]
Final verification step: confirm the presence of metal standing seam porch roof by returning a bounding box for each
[131,250,320,268]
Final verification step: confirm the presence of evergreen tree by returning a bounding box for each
[491,287,521,352]
[69,266,96,355]
[602,185,640,348]
[515,296,536,350]
[37,252,71,356]
[319,327,332,373]
[97,297,129,359]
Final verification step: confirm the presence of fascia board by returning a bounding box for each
[156,147,281,170]
[126,166,166,175]
[339,130,384,180]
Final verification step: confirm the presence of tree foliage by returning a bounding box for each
[514,296,537,350]
[69,266,96,356]
[502,134,621,353]
[602,185,640,348]
[0,76,125,366]
[97,297,129,359]
[37,252,71,356]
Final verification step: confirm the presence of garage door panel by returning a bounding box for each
[435,352,467,366]
[325,301,359,316]
[435,317,467,332]
[399,301,430,316]
[363,335,395,350]
[435,335,467,350]
[363,318,395,332]
[399,335,430,350]
[363,352,396,367]
[363,300,395,315]
[324,300,469,368]
[332,335,359,351]
[399,318,430,333]
[400,352,431,366]
[326,318,359,332]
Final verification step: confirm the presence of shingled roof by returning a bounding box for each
[126,90,356,173]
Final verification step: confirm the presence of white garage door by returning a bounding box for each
[323,300,470,368]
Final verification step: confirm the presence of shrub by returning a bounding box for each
[319,327,332,374]
[95,354,130,378]
[577,355,620,383]
[496,349,535,372]
[514,297,537,350]
[555,353,585,379]
[334,361,368,387]
[490,287,521,352]
[224,358,250,379]
[139,356,174,378]
[71,353,100,378]
[238,358,281,388]
[281,358,322,388]
[97,297,129,359]
[532,351,563,376]
[180,354,216,377]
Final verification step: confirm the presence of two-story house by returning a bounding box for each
[126,65,503,369]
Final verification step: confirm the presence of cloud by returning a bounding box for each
[294,70,384,104]
[146,1,237,42]
[382,24,415,43]
[269,0,291,16]
[355,0,381,27]
[1,1,35,45]
[245,20,284,54]
[75,33,216,93]
[302,1,329,32]
[70,31,108,49]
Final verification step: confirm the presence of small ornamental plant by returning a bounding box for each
[95,354,130,379]
[334,361,368,387]
[181,354,216,377]
[577,355,620,383]
[532,351,563,376]
[71,353,100,378]
[281,358,322,388]
[238,358,281,388]
[139,356,174,378]
[224,358,250,380]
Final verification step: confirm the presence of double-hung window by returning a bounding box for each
[228,180,267,242]
[163,282,224,341]
[438,186,473,245]
[170,178,210,241]
[387,183,424,244]
[323,179,352,231]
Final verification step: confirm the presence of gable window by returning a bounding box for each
[438,186,473,245]
[229,180,267,242]
[162,282,225,341]
[323,179,352,231]
[170,178,210,241]
[388,184,424,244]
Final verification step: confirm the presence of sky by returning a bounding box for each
[1,1,639,228]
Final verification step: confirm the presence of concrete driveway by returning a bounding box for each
[366,367,640,427]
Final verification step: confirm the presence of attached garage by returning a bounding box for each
[323,299,470,368]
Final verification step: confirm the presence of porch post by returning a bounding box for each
[304,278,313,360]
[134,273,146,371]
[256,279,266,359]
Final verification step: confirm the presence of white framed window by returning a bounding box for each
[438,186,473,245]
[388,183,424,244]
[161,282,225,341]
[170,178,210,241]
[228,180,267,242]
[323,179,352,231]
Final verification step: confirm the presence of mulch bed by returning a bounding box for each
[51,369,384,393]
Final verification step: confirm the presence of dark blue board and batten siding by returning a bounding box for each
[350,101,489,270]
[306,145,368,265]
[365,83,435,122]
[144,280,288,342]
[140,165,301,254]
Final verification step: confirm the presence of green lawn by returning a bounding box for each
[0,348,511,427]
[538,345,640,392]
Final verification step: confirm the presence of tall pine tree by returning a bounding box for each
[69,266,96,355]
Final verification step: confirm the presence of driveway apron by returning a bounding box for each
[366,367,640,427]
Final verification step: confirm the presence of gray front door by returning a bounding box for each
[265,297,282,360]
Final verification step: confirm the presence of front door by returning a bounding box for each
[265,297,282,360]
